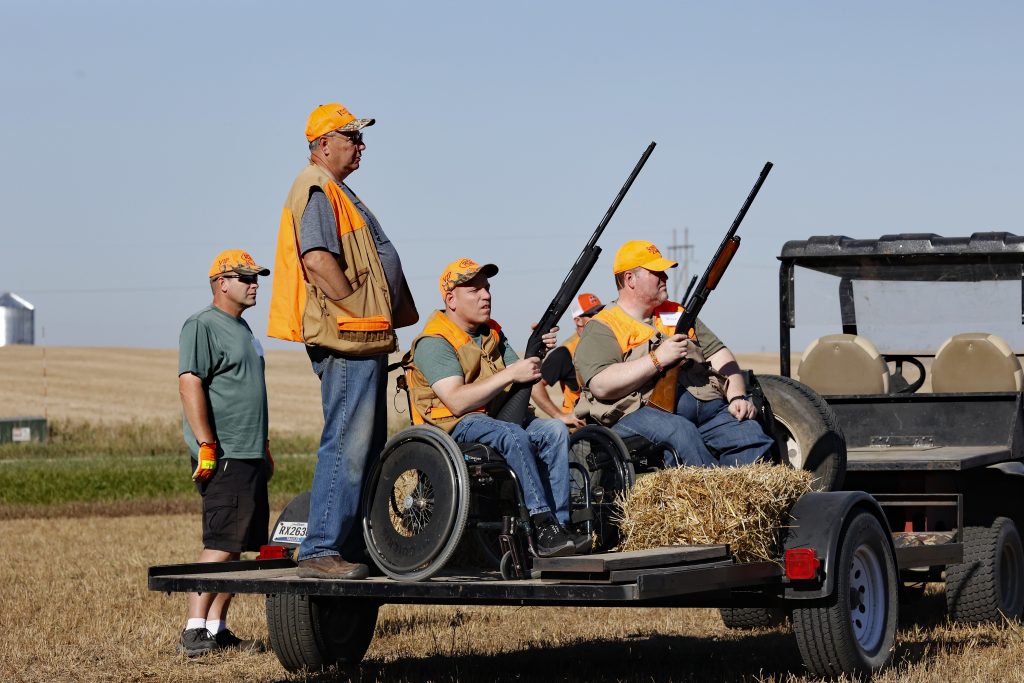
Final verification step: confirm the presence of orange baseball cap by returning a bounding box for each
[208,250,270,278]
[438,258,499,298]
[572,293,603,318]
[612,240,678,274]
[305,103,376,141]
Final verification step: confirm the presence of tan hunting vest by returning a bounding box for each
[267,164,417,354]
[574,303,725,426]
[406,311,509,433]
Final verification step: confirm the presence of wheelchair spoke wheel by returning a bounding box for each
[363,426,470,581]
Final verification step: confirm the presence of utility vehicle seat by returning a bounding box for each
[931,332,1023,393]
[798,334,891,395]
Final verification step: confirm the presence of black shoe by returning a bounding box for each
[178,627,218,657]
[214,628,266,653]
[532,514,575,558]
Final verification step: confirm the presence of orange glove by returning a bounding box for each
[192,441,217,482]
[265,440,275,481]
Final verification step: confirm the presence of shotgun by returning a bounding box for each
[647,161,774,412]
[495,141,657,425]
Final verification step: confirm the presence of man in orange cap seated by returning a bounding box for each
[267,103,418,580]
[404,258,582,558]
[530,293,605,427]
[573,240,773,468]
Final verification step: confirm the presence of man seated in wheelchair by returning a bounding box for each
[573,240,774,468]
[404,258,584,558]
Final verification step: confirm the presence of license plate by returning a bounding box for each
[272,521,307,544]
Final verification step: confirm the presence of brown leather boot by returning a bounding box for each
[296,555,370,580]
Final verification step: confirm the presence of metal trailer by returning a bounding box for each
[777,232,1024,622]
[149,490,961,679]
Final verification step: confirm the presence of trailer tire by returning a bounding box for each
[265,594,377,673]
[792,509,897,678]
[946,517,1024,623]
[758,374,846,491]
[719,607,788,630]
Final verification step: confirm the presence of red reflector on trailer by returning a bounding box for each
[258,545,288,560]
[785,548,820,580]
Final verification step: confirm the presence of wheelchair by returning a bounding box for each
[358,370,845,582]
[359,375,635,581]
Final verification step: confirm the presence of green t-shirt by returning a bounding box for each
[178,305,268,460]
[415,326,519,386]
[574,312,722,387]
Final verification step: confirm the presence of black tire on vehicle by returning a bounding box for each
[716,610,786,630]
[362,425,471,581]
[718,606,788,630]
[758,374,847,492]
[792,509,898,678]
[265,593,377,673]
[945,517,1024,623]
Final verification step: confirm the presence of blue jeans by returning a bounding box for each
[451,414,571,525]
[298,348,387,562]
[613,392,773,468]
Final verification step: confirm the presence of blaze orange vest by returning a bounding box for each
[574,303,722,425]
[559,334,582,413]
[406,311,508,433]
[266,164,417,352]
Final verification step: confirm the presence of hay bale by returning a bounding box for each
[614,463,813,563]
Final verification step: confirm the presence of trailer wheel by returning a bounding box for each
[362,426,471,581]
[758,374,846,491]
[792,509,897,678]
[946,517,1024,623]
[265,594,377,673]
[719,607,788,630]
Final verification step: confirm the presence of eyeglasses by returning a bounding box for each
[221,274,259,285]
[327,131,364,146]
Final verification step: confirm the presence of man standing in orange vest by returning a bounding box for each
[267,103,418,579]
[573,240,773,468]
[404,258,580,557]
[530,293,604,427]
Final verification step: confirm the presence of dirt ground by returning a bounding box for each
[4,512,1024,683]
[0,346,793,435]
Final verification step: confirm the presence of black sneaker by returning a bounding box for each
[178,627,218,657]
[214,628,267,653]
[532,514,575,558]
[569,528,593,554]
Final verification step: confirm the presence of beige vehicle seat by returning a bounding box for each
[931,332,1023,393]
[798,334,891,395]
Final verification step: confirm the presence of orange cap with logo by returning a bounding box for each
[305,103,376,141]
[612,240,678,274]
[208,250,271,278]
[572,293,603,318]
[438,258,499,298]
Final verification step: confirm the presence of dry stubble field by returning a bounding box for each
[3,347,1021,682]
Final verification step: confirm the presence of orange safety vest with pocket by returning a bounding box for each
[405,311,509,433]
[267,164,418,354]
[559,334,583,413]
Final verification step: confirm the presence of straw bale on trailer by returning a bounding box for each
[615,463,813,563]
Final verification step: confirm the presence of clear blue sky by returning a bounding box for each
[2,2,1021,353]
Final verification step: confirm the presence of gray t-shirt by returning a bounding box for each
[178,305,268,460]
[415,325,519,386]
[299,186,407,308]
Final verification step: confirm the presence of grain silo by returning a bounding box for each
[0,292,35,346]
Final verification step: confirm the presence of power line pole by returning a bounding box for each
[666,227,694,301]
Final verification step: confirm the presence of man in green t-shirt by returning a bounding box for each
[573,240,774,468]
[176,249,273,657]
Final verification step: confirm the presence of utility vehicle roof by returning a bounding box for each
[778,232,1024,281]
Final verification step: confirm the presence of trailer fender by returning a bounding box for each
[988,461,1024,478]
[783,491,895,600]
